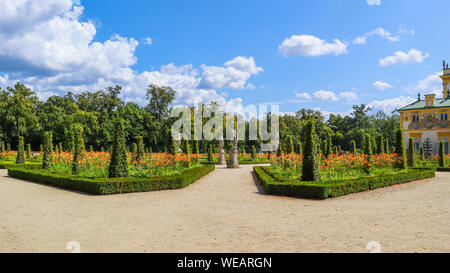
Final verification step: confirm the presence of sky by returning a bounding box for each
[0,0,449,118]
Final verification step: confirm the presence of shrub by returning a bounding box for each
[285,136,294,154]
[208,144,213,162]
[395,129,407,169]
[7,143,11,152]
[350,140,357,154]
[439,141,445,167]
[384,138,390,154]
[16,136,25,164]
[42,131,53,170]
[251,145,257,158]
[72,125,84,175]
[0,141,4,153]
[407,137,416,167]
[276,142,283,157]
[63,127,74,152]
[194,141,200,155]
[297,142,303,156]
[108,119,128,178]
[302,119,320,181]
[26,143,32,158]
[364,134,372,156]
[376,136,385,154]
[420,146,425,161]
[136,136,145,162]
[322,140,328,157]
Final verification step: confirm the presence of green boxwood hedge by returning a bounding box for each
[0,161,41,169]
[254,166,435,199]
[7,164,215,195]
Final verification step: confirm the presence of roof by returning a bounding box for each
[397,98,450,111]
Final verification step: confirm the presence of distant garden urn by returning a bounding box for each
[217,139,226,165]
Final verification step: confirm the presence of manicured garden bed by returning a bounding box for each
[8,163,215,195]
[0,161,41,169]
[253,166,435,199]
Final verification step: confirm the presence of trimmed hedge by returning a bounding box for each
[0,162,41,169]
[436,167,450,172]
[254,166,435,200]
[8,164,215,195]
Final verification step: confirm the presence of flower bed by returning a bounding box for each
[254,166,435,199]
[8,163,215,195]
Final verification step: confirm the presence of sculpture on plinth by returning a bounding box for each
[217,137,226,165]
[227,129,239,168]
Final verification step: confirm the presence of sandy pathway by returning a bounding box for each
[0,165,449,253]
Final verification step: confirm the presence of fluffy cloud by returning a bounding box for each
[0,0,259,113]
[353,28,399,44]
[143,37,153,45]
[366,0,381,5]
[339,91,359,101]
[278,35,347,57]
[373,80,393,90]
[379,49,429,66]
[369,96,416,113]
[415,72,443,96]
[313,90,339,101]
[294,91,312,99]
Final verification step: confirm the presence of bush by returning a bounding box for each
[439,141,445,167]
[72,124,84,175]
[42,131,53,170]
[109,119,128,178]
[285,136,294,154]
[302,119,320,181]
[136,136,145,162]
[395,129,407,169]
[16,136,25,164]
[407,137,416,167]
[8,164,215,195]
[254,166,435,199]
[350,140,357,154]
[208,144,213,162]
[251,145,257,158]
[0,141,5,153]
[384,138,390,154]
[420,146,425,161]
[26,144,32,158]
[276,142,283,157]
[364,134,372,156]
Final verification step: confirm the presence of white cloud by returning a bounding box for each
[379,49,429,67]
[416,72,442,96]
[0,0,253,112]
[339,91,359,101]
[143,37,152,45]
[369,96,416,113]
[353,28,399,44]
[367,0,381,6]
[373,80,393,90]
[278,35,347,57]
[199,56,262,90]
[313,90,339,101]
[294,91,312,99]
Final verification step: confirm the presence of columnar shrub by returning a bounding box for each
[194,141,200,155]
[297,142,303,156]
[251,145,257,158]
[42,131,53,170]
[276,141,283,157]
[364,134,372,156]
[395,129,407,169]
[26,143,31,158]
[376,136,385,154]
[322,139,328,157]
[7,143,11,152]
[407,137,416,167]
[63,128,74,152]
[72,125,84,175]
[439,141,445,167]
[89,145,94,152]
[384,138,390,154]
[419,146,425,161]
[327,135,332,156]
[333,146,339,155]
[350,140,357,154]
[149,147,153,154]
[40,144,43,153]
[136,136,145,162]
[0,141,4,153]
[108,119,128,178]
[286,136,294,154]
[208,144,213,162]
[302,119,320,182]
[16,136,25,164]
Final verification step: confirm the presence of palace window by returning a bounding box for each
[412,115,420,122]
[413,137,420,151]
[440,137,449,155]
[441,113,448,121]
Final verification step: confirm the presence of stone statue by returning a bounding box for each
[443,60,446,70]
[176,132,182,153]
[217,137,226,165]
[227,129,239,168]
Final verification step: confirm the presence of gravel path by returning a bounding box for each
[0,166,449,253]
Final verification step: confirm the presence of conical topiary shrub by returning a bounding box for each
[286,136,294,154]
[407,137,416,167]
[26,143,32,158]
[439,141,445,167]
[72,125,84,175]
[251,145,257,158]
[302,119,320,182]
[350,140,357,154]
[395,129,407,169]
[364,134,372,156]
[109,119,129,178]
[0,141,5,153]
[16,136,25,164]
[276,141,283,157]
[136,136,145,162]
[208,144,213,162]
[42,131,53,170]
[384,138,390,154]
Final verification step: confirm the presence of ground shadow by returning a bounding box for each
[251,171,267,195]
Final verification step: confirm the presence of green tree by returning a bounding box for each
[72,125,84,175]
[407,137,416,167]
[302,120,320,182]
[15,136,25,164]
[439,141,445,167]
[395,129,407,169]
[42,131,53,170]
[108,119,129,178]
[145,84,176,120]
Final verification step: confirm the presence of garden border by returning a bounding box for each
[253,166,435,199]
[7,163,215,195]
[0,162,41,169]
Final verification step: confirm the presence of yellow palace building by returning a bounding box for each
[397,61,450,155]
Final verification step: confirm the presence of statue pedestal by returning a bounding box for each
[227,148,239,168]
[218,149,226,165]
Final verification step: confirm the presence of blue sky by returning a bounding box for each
[0,0,449,117]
